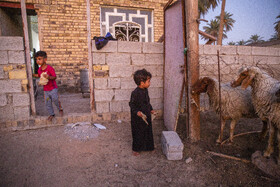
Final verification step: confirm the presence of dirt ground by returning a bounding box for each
[1,109,280,186]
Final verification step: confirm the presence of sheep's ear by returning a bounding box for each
[241,75,253,89]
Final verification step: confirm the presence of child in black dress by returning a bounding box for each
[129,69,155,156]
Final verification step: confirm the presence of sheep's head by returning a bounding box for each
[231,67,255,89]
[192,77,213,95]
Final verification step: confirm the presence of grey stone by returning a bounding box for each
[0,51,8,64]
[0,80,22,93]
[161,131,184,160]
[8,51,25,64]
[13,93,30,107]
[0,37,24,51]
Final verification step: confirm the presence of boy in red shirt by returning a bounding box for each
[33,51,63,121]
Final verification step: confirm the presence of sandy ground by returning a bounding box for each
[1,110,280,186]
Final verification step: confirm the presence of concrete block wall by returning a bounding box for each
[92,41,164,118]
[199,45,280,82]
[0,36,30,122]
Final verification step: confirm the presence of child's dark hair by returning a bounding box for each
[34,51,47,59]
[133,69,152,85]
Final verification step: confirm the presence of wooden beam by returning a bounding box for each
[184,0,200,142]
[198,30,217,41]
[20,0,36,116]
[86,0,94,112]
[1,2,34,9]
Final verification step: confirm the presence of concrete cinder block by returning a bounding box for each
[121,78,136,89]
[118,41,142,53]
[0,66,4,79]
[95,102,109,113]
[266,47,279,56]
[106,53,130,65]
[114,89,132,101]
[150,98,163,110]
[0,51,8,64]
[131,54,145,65]
[122,101,130,112]
[252,47,266,56]
[94,78,107,89]
[237,46,252,55]
[219,55,238,65]
[0,37,24,51]
[238,55,253,66]
[94,89,114,102]
[12,93,30,107]
[145,54,163,65]
[8,51,25,64]
[109,65,133,78]
[14,106,30,120]
[143,42,163,54]
[110,101,123,112]
[203,55,218,65]
[0,106,14,122]
[148,87,163,99]
[203,45,221,55]
[253,56,268,65]
[92,53,106,64]
[108,78,121,89]
[0,94,7,106]
[0,80,22,93]
[199,45,204,55]
[220,46,237,55]
[92,41,117,53]
[161,131,184,160]
[150,77,163,88]
[9,70,27,79]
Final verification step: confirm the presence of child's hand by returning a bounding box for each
[43,73,49,79]
[137,111,143,117]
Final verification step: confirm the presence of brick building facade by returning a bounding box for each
[1,0,168,91]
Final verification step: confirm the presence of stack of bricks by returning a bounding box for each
[92,41,164,119]
[161,131,184,160]
[0,36,30,122]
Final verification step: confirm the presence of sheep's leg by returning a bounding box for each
[259,120,268,140]
[229,120,237,143]
[216,119,226,144]
[263,122,275,158]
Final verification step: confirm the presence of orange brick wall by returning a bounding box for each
[2,0,168,91]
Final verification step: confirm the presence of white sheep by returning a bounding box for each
[192,76,267,144]
[231,67,280,164]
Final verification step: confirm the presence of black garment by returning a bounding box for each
[129,87,154,152]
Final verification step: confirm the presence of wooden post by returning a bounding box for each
[21,0,36,116]
[86,0,94,112]
[217,0,226,45]
[184,0,200,141]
